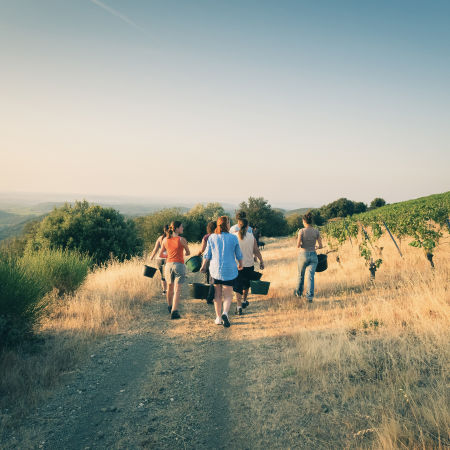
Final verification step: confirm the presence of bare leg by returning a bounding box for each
[172,282,182,311]
[243,289,249,302]
[166,283,174,308]
[161,279,167,292]
[236,292,242,307]
[222,285,233,315]
[214,284,223,318]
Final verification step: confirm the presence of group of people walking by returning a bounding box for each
[149,210,322,327]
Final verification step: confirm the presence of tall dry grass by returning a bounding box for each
[253,234,449,448]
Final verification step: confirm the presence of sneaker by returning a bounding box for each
[222,313,230,328]
[168,305,172,313]
[242,300,249,309]
[171,310,181,319]
[236,307,243,315]
[162,290,167,295]
[294,290,302,298]
[214,316,222,325]
[206,299,214,305]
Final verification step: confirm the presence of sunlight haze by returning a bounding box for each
[1,0,449,207]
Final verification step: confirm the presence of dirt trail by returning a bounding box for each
[4,284,275,450]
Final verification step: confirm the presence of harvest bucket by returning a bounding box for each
[189,283,211,299]
[143,265,157,278]
[185,256,202,273]
[250,280,270,295]
[316,254,328,273]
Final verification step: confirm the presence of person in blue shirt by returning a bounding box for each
[201,216,243,328]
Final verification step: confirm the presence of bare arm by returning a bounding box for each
[316,234,323,250]
[158,238,167,258]
[253,238,264,269]
[296,229,303,248]
[197,238,207,256]
[180,237,190,256]
[149,237,162,260]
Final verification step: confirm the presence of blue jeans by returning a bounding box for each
[296,251,318,301]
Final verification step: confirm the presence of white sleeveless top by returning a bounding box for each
[233,231,255,267]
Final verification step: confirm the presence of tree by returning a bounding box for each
[308,209,325,226]
[238,197,289,237]
[286,213,304,234]
[27,201,142,264]
[135,208,186,249]
[354,202,368,214]
[370,198,386,209]
[184,203,225,241]
[320,198,356,220]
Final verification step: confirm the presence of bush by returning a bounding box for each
[0,257,46,349]
[238,197,289,237]
[370,197,386,209]
[27,201,143,264]
[286,213,304,234]
[20,248,92,296]
[135,208,187,250]
[135,203,226,249]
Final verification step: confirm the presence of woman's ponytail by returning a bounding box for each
[215,216,230,234]
[238,218,248,240]
[166,220,182,238]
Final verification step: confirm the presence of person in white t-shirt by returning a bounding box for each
[232,218,264,315]
[229,210,253,234]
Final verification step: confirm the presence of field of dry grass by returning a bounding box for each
[1,236,448,448]
[247,234,449,448]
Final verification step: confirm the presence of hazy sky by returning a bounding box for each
[1,0,449,208]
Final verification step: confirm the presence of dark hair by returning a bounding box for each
[238,218,248,240]
[160,224,169,237]
[215,216,230,234]
[207,221,216,235]
[235,210,247,220]
[166,220,182,238]
[303,211,313,225]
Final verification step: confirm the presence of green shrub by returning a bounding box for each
[27,201,143,265]
[0,257,46,348]
[20,248,92,296]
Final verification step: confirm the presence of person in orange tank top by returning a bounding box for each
[159,221,190,319]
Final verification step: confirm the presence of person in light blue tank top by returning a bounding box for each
[201,216,243,328]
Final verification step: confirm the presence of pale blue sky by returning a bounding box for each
[1,0,449,208]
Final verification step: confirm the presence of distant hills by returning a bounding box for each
[0,192,314,242]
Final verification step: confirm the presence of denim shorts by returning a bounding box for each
[164,262,186,284]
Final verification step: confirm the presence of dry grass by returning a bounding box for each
[1,236,448,448]
[237,234,450,448]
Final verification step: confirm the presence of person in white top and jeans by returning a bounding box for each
[232,218,264,314]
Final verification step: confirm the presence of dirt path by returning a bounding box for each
[3,284,278,450]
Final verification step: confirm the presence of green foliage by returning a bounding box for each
[320,198,367,220]
[20,248,92,296]
[0,257,46,349]
[370,197,386,209]
[135,203,226,249]
[238,197,289,237]
[322,191,450,265]
[27,201,142,264]
[0,247,91,349]
[286,213,304,234]
[135,208,185,248]
[0,216,43,258]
